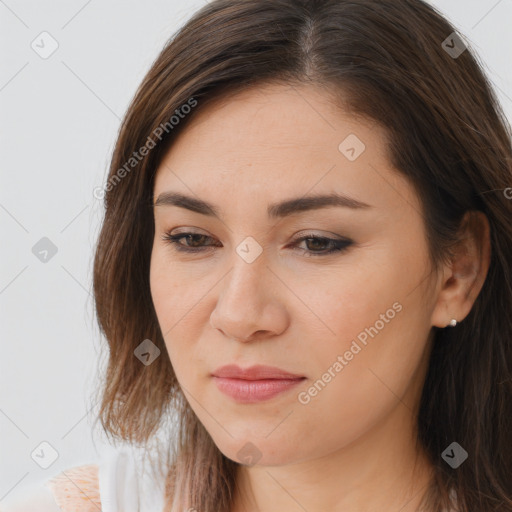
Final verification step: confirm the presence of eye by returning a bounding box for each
[291,234,352,256]
[161,231,353,257]
[161,232,220,253]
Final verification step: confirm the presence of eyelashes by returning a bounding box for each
[160,231,353,257]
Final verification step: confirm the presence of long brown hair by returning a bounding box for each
[92,1,512,510]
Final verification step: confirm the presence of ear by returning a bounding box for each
[431,210,491,328]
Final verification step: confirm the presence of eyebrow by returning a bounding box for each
[153,191,372,219]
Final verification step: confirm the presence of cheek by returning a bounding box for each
[288,258,397,344]
[149,250,212,380]
[149,252,184,363]
[293,253,430,414]
[149,249,201,329]
[146,245,431,465]
[291,310,428,460]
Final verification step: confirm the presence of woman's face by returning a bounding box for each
[150,83,442,467]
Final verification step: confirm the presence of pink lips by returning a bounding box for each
[211,364,306,403]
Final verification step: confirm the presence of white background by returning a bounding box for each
[1,0,511,502]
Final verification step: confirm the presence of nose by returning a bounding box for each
[209,257,289,342]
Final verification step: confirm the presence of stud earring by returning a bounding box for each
[448,319,458,327]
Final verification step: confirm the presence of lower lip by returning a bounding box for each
[212,376,305,403]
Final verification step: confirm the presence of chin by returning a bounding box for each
[215,436,305,467]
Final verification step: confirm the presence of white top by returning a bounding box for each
[0,444,167,512]
[1,445,462,512]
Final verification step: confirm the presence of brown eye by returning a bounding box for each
[291,235,353,257]
[161,232,219,253]
[161,231,352,257]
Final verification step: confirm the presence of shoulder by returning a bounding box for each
[1,445,166,512]
[45,464,101,511]
[0,464,100,512]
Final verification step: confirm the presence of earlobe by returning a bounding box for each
[430,210,491,329]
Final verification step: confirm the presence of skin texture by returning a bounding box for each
[149,83,490,512]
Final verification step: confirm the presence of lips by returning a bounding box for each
[211,364,306,403]
[211,364,304,380]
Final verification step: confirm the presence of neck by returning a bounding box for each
[231,398,434,512]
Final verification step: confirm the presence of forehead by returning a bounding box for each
[153,83,419,219]
[157,83,380,165]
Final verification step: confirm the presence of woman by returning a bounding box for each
[3,0,511,511]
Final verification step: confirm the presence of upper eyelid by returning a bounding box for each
[163,229,347,242]
[162,230,352,248]
[163,231,352,252]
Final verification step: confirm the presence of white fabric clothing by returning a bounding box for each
[0,444,166,512]
[1,443,462,512]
